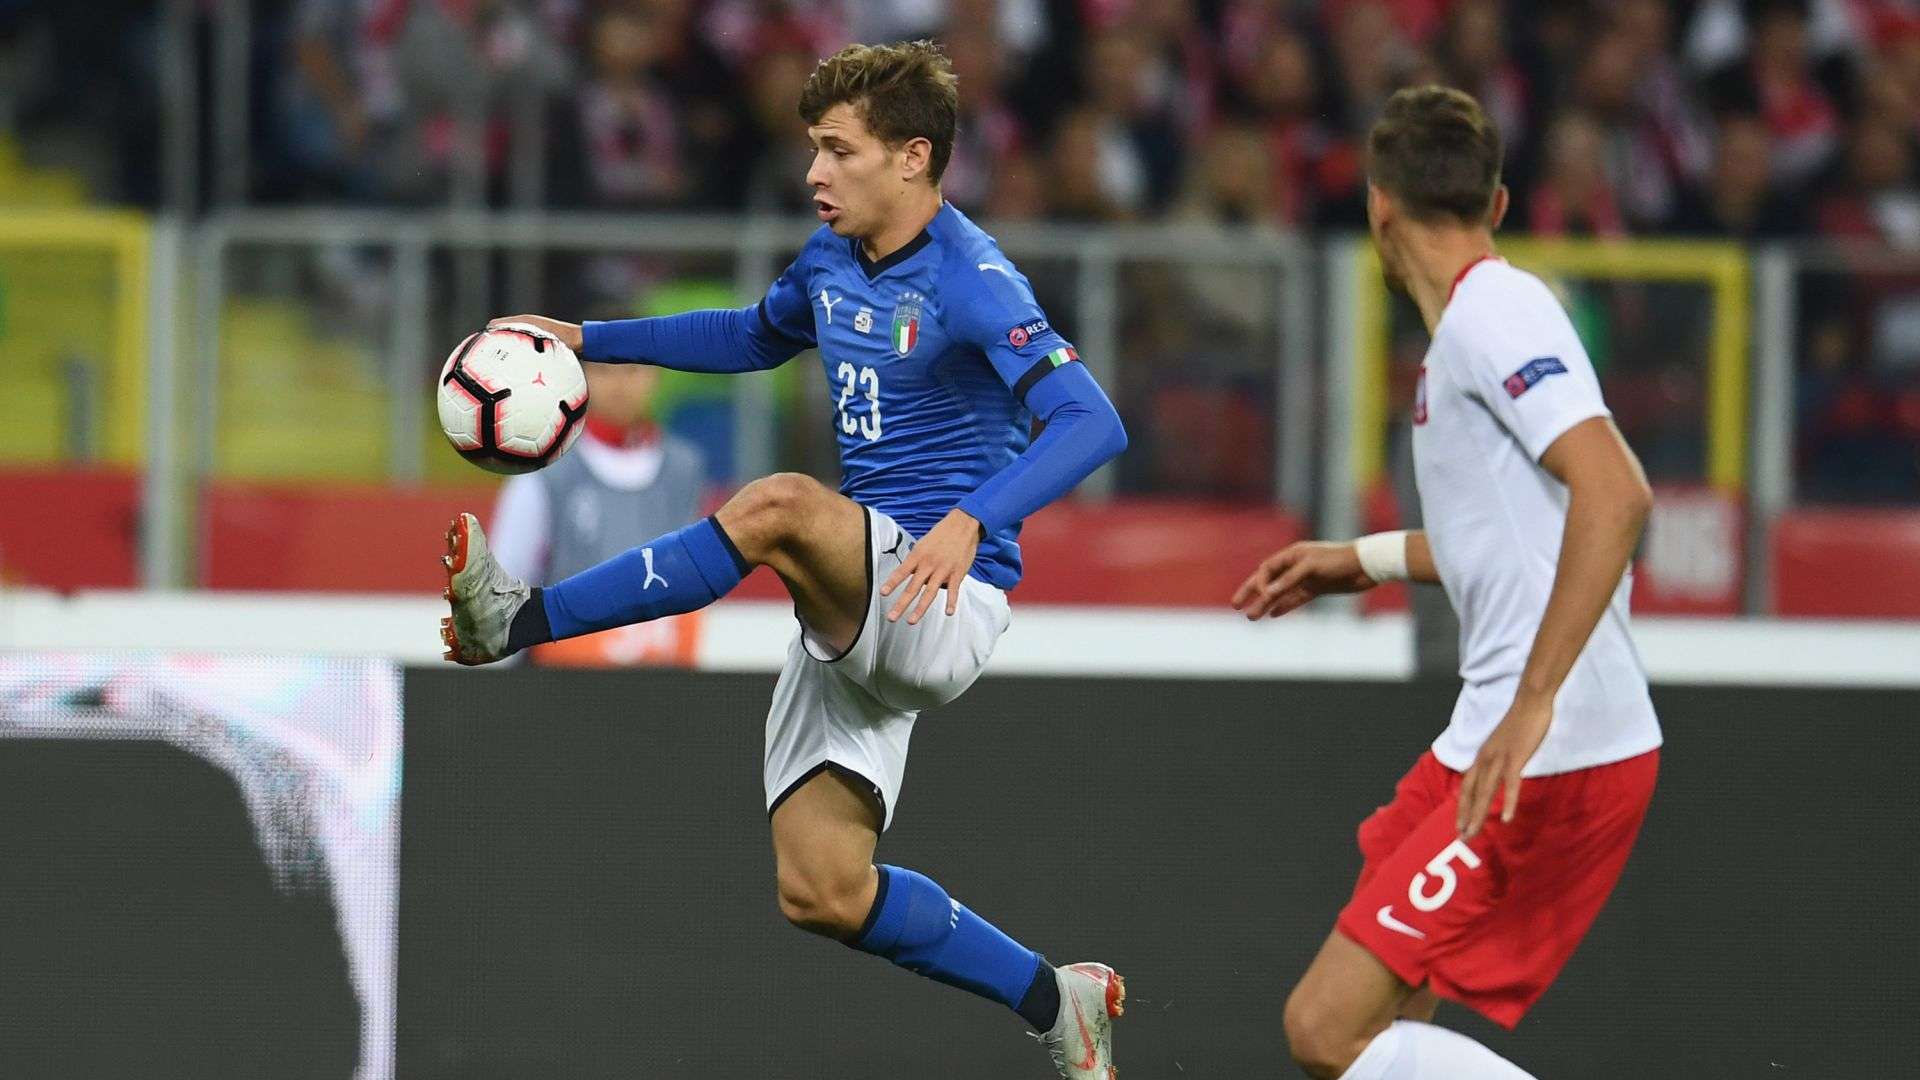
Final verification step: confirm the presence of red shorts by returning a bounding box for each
[1335,748,1658,1029]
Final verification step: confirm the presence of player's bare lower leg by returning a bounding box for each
[1284,932,1532,1079]
[769,766,885,937]
[1284,932,1413,1077]
[442,472,868,664]
[770,768,1122,1079]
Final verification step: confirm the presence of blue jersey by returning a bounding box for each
[752,204,1084,589]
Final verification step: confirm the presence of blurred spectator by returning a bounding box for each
[984,148,1046,219]
[1327,0,1418,132]
[1703,0,1848,191]
[1518,0,1599,107]
[738,39,818,212]
[1815,115,1920,245]
[1856,54,1919,133]
[1436,0,1529,157]
[491,359,710,664]
[305,0,575,206]
[851,0,1049,56]
[11,0,1920,247]
[941,23,1024,211]
[1218,0,1301,82]
[560,5,688,208]
[1572,26,1703,229]
[489,361,707,656]
[285,0,381,199]
[1045,106,1134,221]
[1230,26,1355,226]
[1617,0,1715,198]
[1670,113,1808,236]
[1686,0,1867,75]
[1171,124,1283,339]
[1173,121,1273,225]
[1880,23,1920,135]
[644,0,757,208]
[701,0,845,69]
[1315,0,1422,223]
[1526,112,1629,237]
[1123,0,1218,136]
[1071,25,1183,213]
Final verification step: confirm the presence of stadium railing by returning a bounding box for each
[2,210,1917,615]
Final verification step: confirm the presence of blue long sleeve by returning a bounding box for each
[580,306,808,373]
[956,362,1128,535]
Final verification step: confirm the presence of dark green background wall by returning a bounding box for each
[398,670,1919,1079]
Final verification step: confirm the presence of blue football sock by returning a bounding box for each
[851,865,1054,1027]
[540,516,750,640]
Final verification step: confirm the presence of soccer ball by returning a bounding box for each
[437,323,589,475]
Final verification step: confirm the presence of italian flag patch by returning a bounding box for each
[1046,346,1078,367]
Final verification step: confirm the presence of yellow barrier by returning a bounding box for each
[1353,239,1749,491]
[0,210,150,463]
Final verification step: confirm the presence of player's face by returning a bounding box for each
[805,103,911,239]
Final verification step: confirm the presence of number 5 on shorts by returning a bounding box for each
[1409,838,1482,912]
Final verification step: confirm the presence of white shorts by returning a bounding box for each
[763,507,1011,830]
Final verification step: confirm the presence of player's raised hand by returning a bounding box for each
[1230,541,1380,620]
[881,509,983,625]
[487,314,584,353]
[1456,692,1554,840]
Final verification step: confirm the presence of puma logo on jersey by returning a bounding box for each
[641,548,668,590]
[818,289,843,325]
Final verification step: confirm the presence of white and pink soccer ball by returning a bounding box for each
[436,322,589,475]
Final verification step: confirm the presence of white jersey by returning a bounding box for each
[1411,258,1662,777]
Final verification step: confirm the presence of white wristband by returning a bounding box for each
[1353,530,1410,584]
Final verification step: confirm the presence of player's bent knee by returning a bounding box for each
[1283,987,1366,1079]
[745,472,825,521]
[721,472,828,556]
[774,867,872,940]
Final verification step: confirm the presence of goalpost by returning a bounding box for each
[0,210,153,465]
[1340,237,1752,613]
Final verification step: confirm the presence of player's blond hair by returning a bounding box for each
[1367,86,1504,224]
[799,40,959,183]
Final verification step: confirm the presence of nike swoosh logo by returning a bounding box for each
[1376,905,1427,940]
[1069,989,1098,1069]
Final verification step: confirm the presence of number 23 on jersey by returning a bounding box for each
[836,362,883,442]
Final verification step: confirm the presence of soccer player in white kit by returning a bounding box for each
[1232,86,1663,1079]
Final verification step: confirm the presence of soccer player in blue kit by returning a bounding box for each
[441,41,1129,1079]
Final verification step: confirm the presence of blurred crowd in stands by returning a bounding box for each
[3,0,1918,500]
[6,0,1918,238]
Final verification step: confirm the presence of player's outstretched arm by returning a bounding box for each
[1456,416,1651,839]
[489,306,806,375]
[1230,531,1439,620]
[489,253,816,375]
